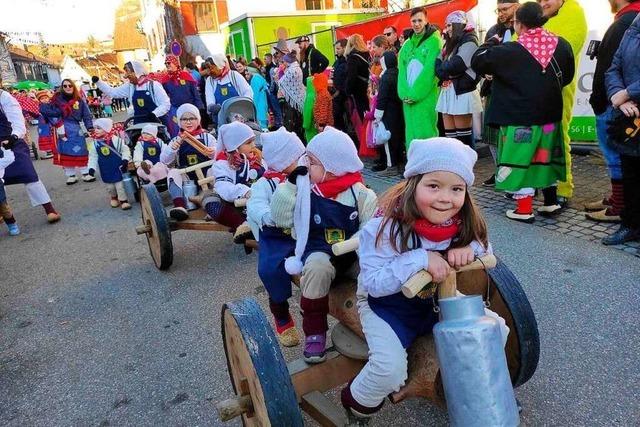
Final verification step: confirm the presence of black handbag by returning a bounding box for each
[607,108,640,157]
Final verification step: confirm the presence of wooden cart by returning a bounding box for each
[216,255,540,426]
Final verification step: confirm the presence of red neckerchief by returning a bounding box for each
[313,172,364,199]
[263,169,287,182]
[616,2,640,19]
[53,93,80,118]
[227,150,262,171]
[94,131,118,144]
[518,27,559,70]
[140,136,159,146]
[217,66,230,80]
[413,215,461,242]
[180,127,204,137]
[154,70,196,85]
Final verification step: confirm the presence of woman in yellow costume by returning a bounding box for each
[539,0,587,205]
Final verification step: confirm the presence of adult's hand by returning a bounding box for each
[287,166,308,184]
[611,89,630,108]
[619,100,639,117]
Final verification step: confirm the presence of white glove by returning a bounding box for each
[56,125,66,137]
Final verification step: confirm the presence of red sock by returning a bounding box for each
[173,197,186,209]
[42,202,57,215]
[608,179,624,216]
[516,196,533,214]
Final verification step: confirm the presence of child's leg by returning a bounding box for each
[24,180,60,223]
[106,183,119,206]
[204,196,246,230]
[167,169,186,208]
[63,167,76,177]
[0,201,19,235]
[342,300,408,415]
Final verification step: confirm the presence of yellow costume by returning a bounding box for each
[544,0,587,199]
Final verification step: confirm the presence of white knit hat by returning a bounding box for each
[128,60,148,78]
[306,126,363,176]
[261,127,305,172]
[141,124,158,137]
[211,53,228,69]
[404,137,477,186]
[176,103,201,122]
[93,118,113,133]
[217,121,255,153]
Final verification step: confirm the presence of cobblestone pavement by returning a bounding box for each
[363,151,640,256]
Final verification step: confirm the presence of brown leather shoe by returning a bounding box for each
[47,212,61,223]
[584,198,610,212]
[585,209,620,223]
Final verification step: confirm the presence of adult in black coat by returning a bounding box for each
[297,36,330,85]
[375,51,405,174]
[332,39,349,131]
[345,34,371,119]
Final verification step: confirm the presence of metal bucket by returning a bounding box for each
[183,180,198,210]
[122,172,138,202]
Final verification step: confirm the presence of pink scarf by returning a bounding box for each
[518,27,559,70]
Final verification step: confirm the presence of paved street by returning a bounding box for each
[1,138,639,426]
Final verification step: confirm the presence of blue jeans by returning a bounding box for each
[267,90,282,128]
[595,107,622,180]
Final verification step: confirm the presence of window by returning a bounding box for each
[194,2,218,32]
[306,0,324,10]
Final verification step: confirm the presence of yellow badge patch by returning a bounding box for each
[147,147,156,156]
[180,79,185,85]
[187,154,198,165]
[325,228,345,245]
[137,98,145,107]
[73,101,79,110]
[221,87,228,96]
[100,146,111,156]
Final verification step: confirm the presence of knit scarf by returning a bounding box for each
[413,215,461,242]
[616,1,640,19]
[263,169,287,182]
[312,172,363,199]
[280,62,306,112]
[517,27,559,70]
[154,56,196,85]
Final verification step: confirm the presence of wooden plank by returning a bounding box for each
[175,220,230,232]
[176,160,214,175]
[289,351,365,400]
[301,391,347,427]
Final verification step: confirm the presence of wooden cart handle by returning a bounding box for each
[180,132,215,158]
[176,159,215,175]
[234,198,248,207]
[332,238,359,256]
[401,255,497,298]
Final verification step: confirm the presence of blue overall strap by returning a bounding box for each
[95,137,124,159]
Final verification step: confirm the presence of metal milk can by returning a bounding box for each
[182,180,198,210]
[433,295,520,427]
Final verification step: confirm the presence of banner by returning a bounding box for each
[335,0,478,41]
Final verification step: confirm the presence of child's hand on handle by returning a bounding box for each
[170,138,183,150]
[287,166,308,184]
[446,245,476,269]
[426,251,451,283]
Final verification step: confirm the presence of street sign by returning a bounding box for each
[170,40,182,57]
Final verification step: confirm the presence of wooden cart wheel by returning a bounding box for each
[139,184,173,270]
[487,259,540,387]
[220,298,303,426]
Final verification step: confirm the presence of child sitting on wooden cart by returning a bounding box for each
[133,124,168,184]
[247,127,306,347]
[340,138,493,423]
[88,118,132,210]
[0,144,20,235]
[270,126,378,364]
[160,103,216,221]
[209,121,265,244]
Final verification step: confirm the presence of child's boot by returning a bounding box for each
[506,195,534,223]
[42,202,61,223]
[120,200,132,210]
[233,221,254,244]
[66,175,77,185]
[110,197,120,208]
[6,222,20,236]
[300,296,329,363]
[341,382,383,426]
[170,197,189,221]
[270,300,300,347]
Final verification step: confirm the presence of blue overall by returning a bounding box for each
[37,117,52,140]
[368,236,438,348]
[0,106,38,185]
[142,140,161,164]
[258,179,296,303]
[94,139,124,184]
[57,119,88,159]
[132,84,159,124]
[303,187,359,266]
[178,135,211,180]
[214,80,239,106]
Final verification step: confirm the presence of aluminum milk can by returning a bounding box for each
[182,180,198,210]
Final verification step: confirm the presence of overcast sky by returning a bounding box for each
[2,0,119,43]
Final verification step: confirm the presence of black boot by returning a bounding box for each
[602,225,640,245]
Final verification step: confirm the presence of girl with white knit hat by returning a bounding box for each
[87,118,132,210]
[133,124,169,184]
[208,121,265,244]
[340,137,493,423]
[270,126,378,363]
[247,127,306,347]
[160,103,216,220]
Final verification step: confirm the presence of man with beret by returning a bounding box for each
[296,35,329,85]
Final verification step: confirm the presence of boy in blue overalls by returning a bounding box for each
[88,118,132,210]
[270,127,378,363]
[247,127,306,347]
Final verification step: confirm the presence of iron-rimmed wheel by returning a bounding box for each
[139,184,172,270]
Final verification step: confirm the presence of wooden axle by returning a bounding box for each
[135,224,151,235]
[216,395,254,422]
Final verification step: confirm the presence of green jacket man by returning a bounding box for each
[398,8,443,149]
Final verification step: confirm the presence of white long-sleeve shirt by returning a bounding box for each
[246,176,280,237]
[0,91,26,138]
[0,147,16,180]
[204,71,253,108]
[357,216,492,298]
[88,136,131,171]
[213,158,266,203]
[96,80,171,119]
[133,139,169,167]
[159,132,216,167]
